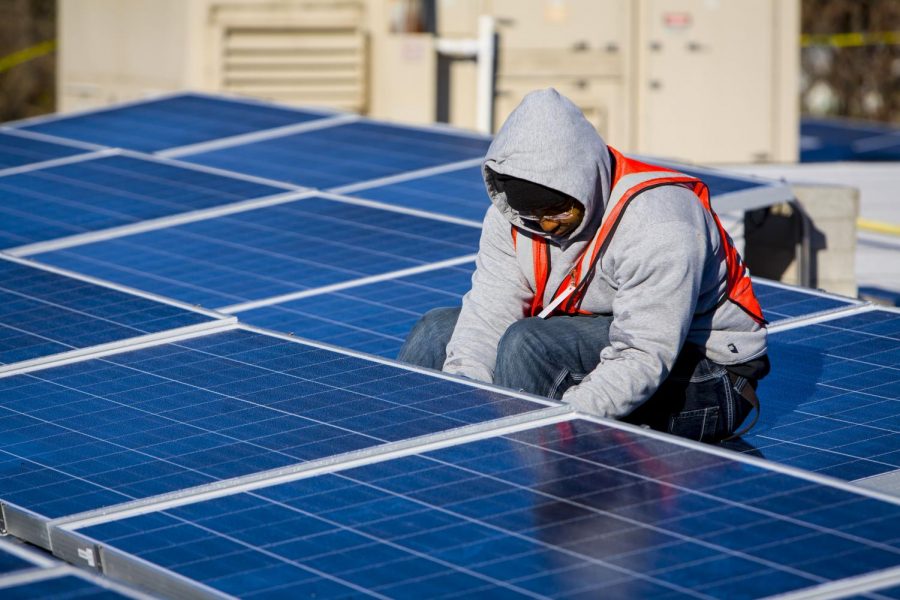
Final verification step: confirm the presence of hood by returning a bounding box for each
[483,88,612,245]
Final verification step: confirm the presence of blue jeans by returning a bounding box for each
[398,307,755,442]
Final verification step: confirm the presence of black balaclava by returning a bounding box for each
[492,172,575,214]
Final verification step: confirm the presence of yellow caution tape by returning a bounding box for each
[858,218,900,236]
[801,31,899,48]
[0,40,56,74]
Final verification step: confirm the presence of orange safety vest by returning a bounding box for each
[511,146,766,324]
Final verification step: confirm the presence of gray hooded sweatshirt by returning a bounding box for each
[442,89,767,418]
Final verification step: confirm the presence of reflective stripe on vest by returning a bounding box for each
[512,147,767,324]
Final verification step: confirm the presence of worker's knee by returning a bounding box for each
[397,307,460,369]
[496,318,550,375]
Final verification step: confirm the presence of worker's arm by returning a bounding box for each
[443,206,532,382]
[561,191,709,417]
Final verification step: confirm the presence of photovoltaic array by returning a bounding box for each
[1,92,899,599]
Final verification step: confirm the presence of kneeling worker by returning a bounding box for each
[399,89,769,443]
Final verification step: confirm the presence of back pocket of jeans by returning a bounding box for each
[668,407,719,442]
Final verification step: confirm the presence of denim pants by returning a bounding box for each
[398,307,755,443]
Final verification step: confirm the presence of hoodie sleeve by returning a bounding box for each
[443,206,531,382]
[560,190,709,418]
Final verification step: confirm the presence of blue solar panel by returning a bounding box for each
[0,545,38,575]
[675,167,763,197]
[78,418,900,599]
[0,132,88,170]
[0,575,135,599]
[0,258,216,366]
[801,117,899,162]
[340,166,489,221]
[0,328,541,519]
[0,154,288,250]
[179,121,492,188]
[34,196,481,309]
[14,94,328,153]
[742,309,900,480]
[753,279,860,323]
[872,584,900,599]
[238,263,475,357]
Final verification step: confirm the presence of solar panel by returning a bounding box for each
[0,130,92,172]
[0,256,222,369]
[178,120,492,189]
[71,417,900,599]
[0,538,146,599]
[11,93,333,153]
[741,308,900,481]
[0,326,544,521]
[31,195,482,309]
[0,153,292,252]
[801,117,900,162]
[649,158,795,212]
[0,539,48,575]
[0,575,137,599]
[235,262,476,357]
[753,278,864,323]
[333,164,490,221]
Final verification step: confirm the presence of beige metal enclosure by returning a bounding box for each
[57,0,799,163]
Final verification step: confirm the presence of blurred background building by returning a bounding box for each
[1,0,897,161]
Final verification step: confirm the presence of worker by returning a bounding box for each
[398,89,769,442]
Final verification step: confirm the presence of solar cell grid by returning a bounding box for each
[179,120,492,189]
[14,93,330,153]
[0,153,288,251]
[0,257,218,367]
[0,131,89,171]
[338,165,490,221]
[77,418,900,599]
[743,308,900,481]
[33,196,482,308]
[0,327,543,520]
[236,263,476,357]
[753,279,862,323]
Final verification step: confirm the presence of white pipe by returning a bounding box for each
[476,15,496,134]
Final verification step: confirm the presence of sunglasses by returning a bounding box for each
[519,201,580,224]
